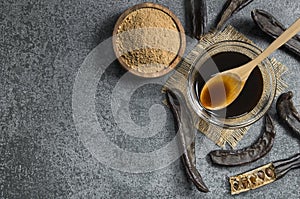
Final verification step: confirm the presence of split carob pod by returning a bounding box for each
[208,114,276,166]
[276,91,300,138]
[166,89,209,192]
[251,9,300,57]
[216,0,254,30]
[229,153,300,195]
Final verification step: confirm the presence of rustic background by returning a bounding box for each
[1,0,299,198]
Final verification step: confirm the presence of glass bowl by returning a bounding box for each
[187,40,277,129]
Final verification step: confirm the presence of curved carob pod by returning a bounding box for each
[276,91,300,138]
[251,9,300,57]
[209,114,276,166]
[216,0,254,30]
[166,89,209,192]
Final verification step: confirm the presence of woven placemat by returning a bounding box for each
[163,26,288,148]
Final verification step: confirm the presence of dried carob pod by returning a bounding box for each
[209,114,276,166]
[166,89,209,192]
[229,153,300,195]
[192,0,207,39]
[273,153,300,179]
[251,9,300,57]
[276,91,300,138]
[216,0,254,30]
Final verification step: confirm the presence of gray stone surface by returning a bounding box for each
[1,0,299,198]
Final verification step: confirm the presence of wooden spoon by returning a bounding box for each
[200,17,300,110]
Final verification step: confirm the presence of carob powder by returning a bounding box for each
[115,8,181,73]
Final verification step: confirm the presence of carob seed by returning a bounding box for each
[265,168,275,178]
[257,171,265,180]
[250,175,257,184]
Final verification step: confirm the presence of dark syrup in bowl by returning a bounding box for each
[194,51,263,118]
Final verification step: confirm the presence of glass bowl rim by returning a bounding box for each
[187,40,277,129]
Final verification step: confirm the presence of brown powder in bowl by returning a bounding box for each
[115,7,181,74]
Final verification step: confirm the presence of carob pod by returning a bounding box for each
[209,114,276,166]
[276,91,300,138]
[229,153,300,195]
[216,0,254,30]
[166,89,209,192]
[273,153,300,179]
[192,0,207,39]
[251,9,300,57]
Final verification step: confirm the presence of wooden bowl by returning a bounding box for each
[112,2,186,78]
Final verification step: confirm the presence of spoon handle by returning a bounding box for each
[250,17,300,68]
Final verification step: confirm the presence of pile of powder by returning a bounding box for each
[115,8,181,74]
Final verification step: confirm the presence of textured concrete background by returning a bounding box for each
[1,0,299,198]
